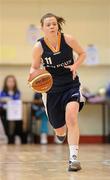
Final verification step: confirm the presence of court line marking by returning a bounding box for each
[0,159,110,164]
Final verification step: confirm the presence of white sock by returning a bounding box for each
[69,145,79,161]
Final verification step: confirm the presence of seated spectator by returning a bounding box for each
[0,75,26,144]
[106,82,110,98]
[31,93,48,144]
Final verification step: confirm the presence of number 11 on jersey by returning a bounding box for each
[45,57,52,65]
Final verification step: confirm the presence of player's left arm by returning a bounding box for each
[64,34,86,78]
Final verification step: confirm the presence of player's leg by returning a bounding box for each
[47,92,67,143]
[54,124,67,143]
[65,101,81,171]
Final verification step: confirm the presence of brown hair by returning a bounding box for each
[3,75,19,93]
[40,13,65,31]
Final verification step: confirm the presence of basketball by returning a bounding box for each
[28,69,53,93]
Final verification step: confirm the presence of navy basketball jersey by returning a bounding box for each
[39,32,80,93]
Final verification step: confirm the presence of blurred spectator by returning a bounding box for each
[0,75,26,144]
[31,93,48,144]
[106,82,110,98]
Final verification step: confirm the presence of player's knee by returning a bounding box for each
[54,127,66,136]
[66,115,78,128]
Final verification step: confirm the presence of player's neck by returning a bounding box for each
[46,34,58,47]
[45,32,60,50]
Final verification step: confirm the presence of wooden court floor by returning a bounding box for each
[0,144,110,180]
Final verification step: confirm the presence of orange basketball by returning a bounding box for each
[28,69,53,93]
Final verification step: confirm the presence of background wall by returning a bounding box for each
[0,0,110,135]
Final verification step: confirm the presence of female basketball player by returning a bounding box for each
[28,13,86,171]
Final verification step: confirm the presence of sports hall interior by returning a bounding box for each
[0,1,110,180]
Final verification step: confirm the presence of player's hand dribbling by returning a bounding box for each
[64,64,77,80]
[27,74,31,82]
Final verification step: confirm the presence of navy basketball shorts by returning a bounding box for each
[46,87,85,129]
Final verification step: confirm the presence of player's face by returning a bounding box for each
[42,17,58,36]
[6,77,15,90]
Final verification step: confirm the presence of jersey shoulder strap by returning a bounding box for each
[60,33,72,50]
[38,37,49,51]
